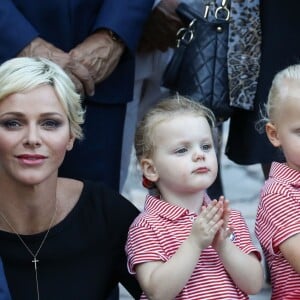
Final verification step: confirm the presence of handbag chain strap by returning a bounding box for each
[176,20,195,47]
[215,0,230,20]
[202,0,230,20]
[175,0,230,47]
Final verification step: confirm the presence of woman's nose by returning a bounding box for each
[23,126,41,147]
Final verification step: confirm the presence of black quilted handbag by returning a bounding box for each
[162,1,233,123]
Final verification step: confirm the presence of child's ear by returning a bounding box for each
[140,158,159,182]
[265,122,281,147]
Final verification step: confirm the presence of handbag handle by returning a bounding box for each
[175,1,231,48]
[175,19,196,47]
[176,1,231,23]
[215,0,230,21]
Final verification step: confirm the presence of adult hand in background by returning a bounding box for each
[138,0,184,53]
[69,30,125,93]
[18,37,94,96]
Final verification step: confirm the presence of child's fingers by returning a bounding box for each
[204,201,223,220]
[223,198,230,211]
[196,203,224,235]
[218,195,225,203]
[210,219,224,235]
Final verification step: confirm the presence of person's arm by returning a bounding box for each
[92,0,154,53]
[259,190,300,275]
[134,200,223,300]
[213,204,263,295]
[280,232,300,273]
[138,0,185,53]
[119,253,142,300]
[68,0,154,95]
[109,191,142,299]
[69,30,125,87]
[216,241,263,294]
[0,0,39,61]
[17,37,94,96]
[0,258,11,300]
[0,1,94,95]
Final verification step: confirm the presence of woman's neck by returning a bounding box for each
[0,178,59,234]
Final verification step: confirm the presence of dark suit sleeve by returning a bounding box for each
[0,0,39,60]
[92,0,154,53]
[0,258,11,300]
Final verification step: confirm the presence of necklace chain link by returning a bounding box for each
[0,200,57,300]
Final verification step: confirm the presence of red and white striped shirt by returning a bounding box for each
[126,194,261,299]
[255,162,300,300]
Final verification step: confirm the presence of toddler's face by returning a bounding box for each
[149,114,218,195]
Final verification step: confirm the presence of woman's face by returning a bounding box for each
[0,85,74,185]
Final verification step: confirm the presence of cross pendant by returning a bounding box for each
[32,257,39,271]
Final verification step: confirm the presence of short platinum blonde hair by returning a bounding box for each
[259,64,300,130]
[135,95,216,161]
[0,57,84,139]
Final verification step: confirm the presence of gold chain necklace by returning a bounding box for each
[0,201,57,300]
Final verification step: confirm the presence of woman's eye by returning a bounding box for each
[0,120,22,129]
[41,119,61,129]
[201,144,212,152]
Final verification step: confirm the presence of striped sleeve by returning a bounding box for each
[230,210,261,260]
[126,217,169,274]
[256,187,300,252]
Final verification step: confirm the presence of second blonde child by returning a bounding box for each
[255,64,300,299]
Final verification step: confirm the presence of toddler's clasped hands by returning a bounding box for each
[190,196,232,252]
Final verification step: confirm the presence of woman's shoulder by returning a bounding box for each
[55,178,106,222]
[57,178,121,201]
[80,180,139,216]
[56,178,138,227]
[80,180,140,229]
[80,180,124,201]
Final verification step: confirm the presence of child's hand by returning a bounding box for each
[211,196,233,251]
[188,199,224,250]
